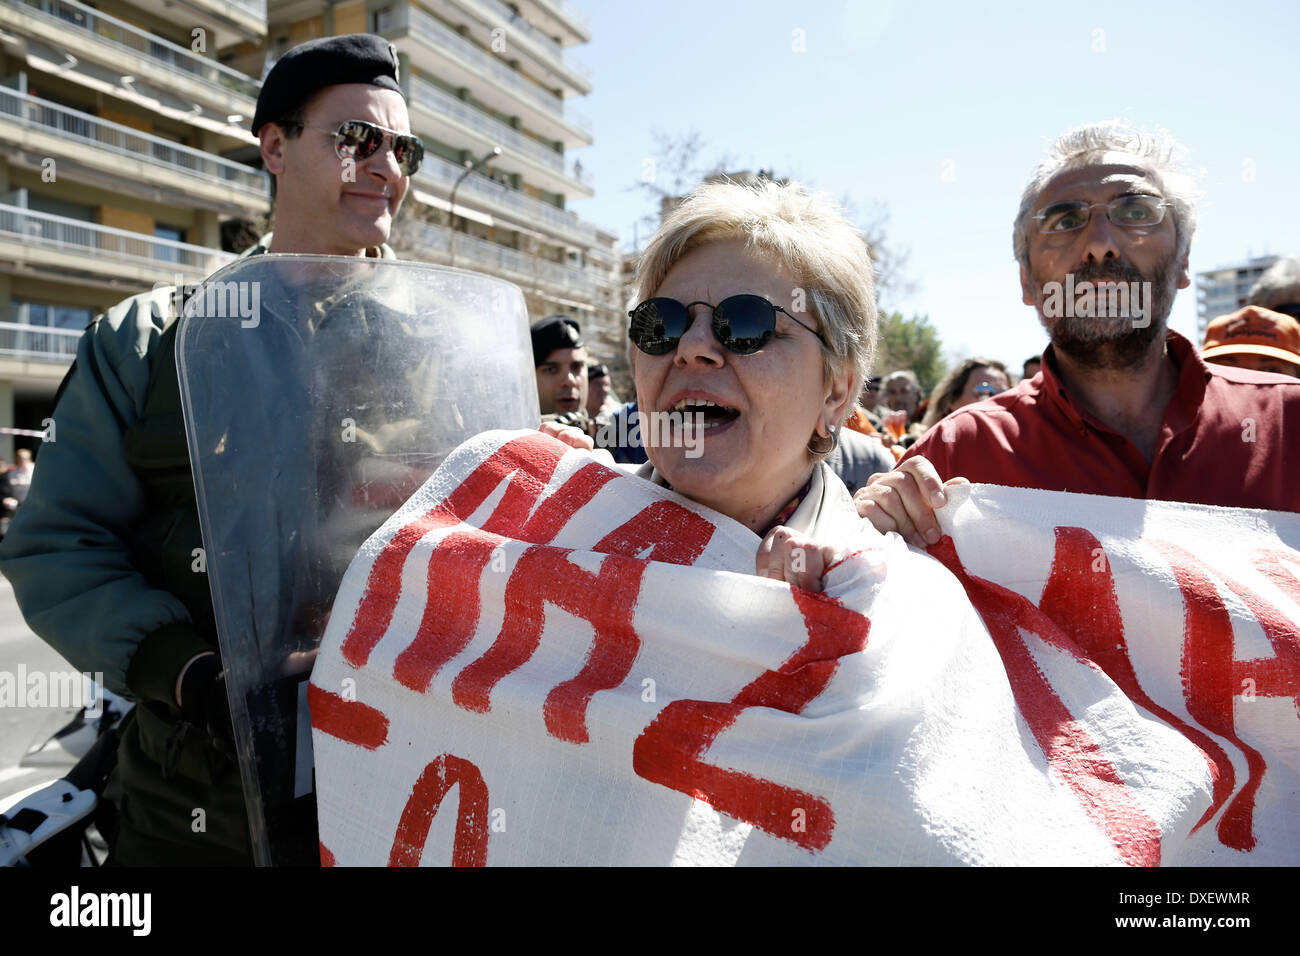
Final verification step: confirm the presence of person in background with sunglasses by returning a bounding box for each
[0,34,422,866]
[918,358,1011,432]
[854,120,1300,549]
[625,179,877,586]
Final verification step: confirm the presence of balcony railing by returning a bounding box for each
[0,319,80,362]
[460,0,591,84]
[6,0,261,102]
[402,5,577,128]
[416,152,598,245]
[223,0,266,18]
[0,204,235,274]
[1,89,269,198]
[411,77,562,173]
[469,0,561,58]
[567,157,589,188]
[536,0,588,34]
[411,220,600,301]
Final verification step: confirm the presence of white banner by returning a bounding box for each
[310,430,1300,866]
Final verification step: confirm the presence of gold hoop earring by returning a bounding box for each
[807,424,839,455]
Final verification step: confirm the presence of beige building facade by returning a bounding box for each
[0,0,622,462]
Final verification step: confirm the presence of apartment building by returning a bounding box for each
[0,0,621,461]
[1195,254,1281,343]
[0,0,266,459]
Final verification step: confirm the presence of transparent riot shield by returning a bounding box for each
[177,255,538,865]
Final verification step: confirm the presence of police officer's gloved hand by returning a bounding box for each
[541,410,592,434]
[179,653,236,756]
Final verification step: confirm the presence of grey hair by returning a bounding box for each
[1248,256,1300,310]
[884,369,920,394]
[1012,120,1200,274]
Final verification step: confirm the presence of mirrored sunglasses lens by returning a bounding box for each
[357,124,385,160]
[395,137,423,175]
[333,122,375,160]
[715,295,774,353]
[630,300,686,355]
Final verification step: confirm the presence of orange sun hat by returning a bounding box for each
[1201,306,1300,365]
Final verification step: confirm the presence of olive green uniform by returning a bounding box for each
[0,242,393,864]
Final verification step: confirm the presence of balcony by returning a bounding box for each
[415,151,598,247]
[410,219,601,303]
[225,0,266,17]
[525,0,589,43]
[392,4,592,150]
[0,89,269,215]
[0,204,235,287]
[0,320,80,364]
[412,77,563,172]
[453,0,592,94]
[124,0,265,45]
[410,77,589,197]
[1,0,261,118]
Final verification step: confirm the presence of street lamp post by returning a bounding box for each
[448,146,502,269]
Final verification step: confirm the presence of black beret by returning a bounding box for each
[587,363,609,380]
[252,34,404,135]
[530,314,583,364]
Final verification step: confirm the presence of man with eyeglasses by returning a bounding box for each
[0,34,423,865]
[855,121,1300,546]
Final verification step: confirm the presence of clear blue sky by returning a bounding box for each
[566,0,1300,373]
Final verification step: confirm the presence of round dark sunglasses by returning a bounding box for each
[304,120,424,176]
[628,294,826,356]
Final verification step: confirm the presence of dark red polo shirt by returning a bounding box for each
[900,332,1300,512]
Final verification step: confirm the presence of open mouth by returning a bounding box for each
[671,397,740,426]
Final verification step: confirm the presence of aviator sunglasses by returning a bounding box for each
[628,294,827,356]
[304,120,425,176]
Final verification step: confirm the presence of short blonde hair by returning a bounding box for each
[633,179,877,410]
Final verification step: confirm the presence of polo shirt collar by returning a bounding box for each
[1037,329,1210,437]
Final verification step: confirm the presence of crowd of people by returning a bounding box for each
[530,246,1300,497]
[1,29,1297,866]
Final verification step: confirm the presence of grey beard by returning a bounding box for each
[1038,260,1178,371]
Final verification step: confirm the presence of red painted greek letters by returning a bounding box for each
[342,433,573,669]
[389,754,489,867]
[394,531,502,693]
[1149,539,1300,851]
[928,536,1163,866]
[451,545,644,741]
[307,684,390,750]
[631,588,869,853]
[1039,528,1231,836]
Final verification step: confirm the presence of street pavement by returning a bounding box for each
[0,573,84,806]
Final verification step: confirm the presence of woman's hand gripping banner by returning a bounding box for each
[310,430,1298,866]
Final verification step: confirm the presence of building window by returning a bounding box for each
[9,301,91,358]
[155,224,186,262]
